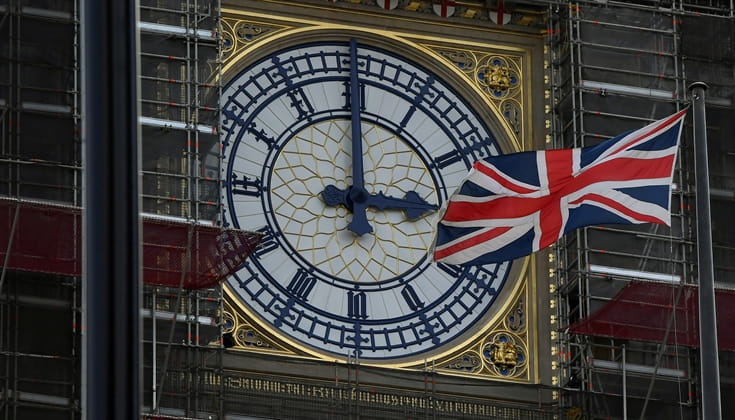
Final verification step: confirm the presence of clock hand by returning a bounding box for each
[346,38,372,236]
[365,191,439,220]
[322,186,438,221]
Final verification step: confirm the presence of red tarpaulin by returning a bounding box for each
[569,281,735,351]
[0,197,261,289]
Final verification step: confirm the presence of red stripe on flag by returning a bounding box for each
[474,161,536,194]
[607,109,686,160]
[570,155,676,192]
[539,148,572,248]
[433,226,512,261]
[569,193,666,224]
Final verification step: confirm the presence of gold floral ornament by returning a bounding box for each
[505,298,525,332]
[221,31,235,55]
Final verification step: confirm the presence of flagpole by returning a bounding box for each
[82,0,141,419]
[689,82,722,419]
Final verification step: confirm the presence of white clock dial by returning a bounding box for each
[222,39,511,360]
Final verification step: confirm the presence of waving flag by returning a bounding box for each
[433,109,687,265]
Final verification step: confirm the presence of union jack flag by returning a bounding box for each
[433,109,687,265]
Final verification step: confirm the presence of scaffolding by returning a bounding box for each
[2,0,735,419]
[546,1,735,419]
[138,0,225,418]
[0,0,81,419]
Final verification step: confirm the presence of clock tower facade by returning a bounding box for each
[217,0,552,415]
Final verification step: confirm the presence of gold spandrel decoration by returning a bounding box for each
[222,302,297,356]
[427,45,524,141]
[443,351,483,374]
[221,17,290,64]
[434,284,531,381]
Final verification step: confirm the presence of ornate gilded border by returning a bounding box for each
[219,6,541,383]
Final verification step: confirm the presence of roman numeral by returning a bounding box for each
[287,269,317,301]
[437,262,463,278]
[230,173,262,197]
[252,226,278,259]
[401,284,424,311]
[347,290,367,319]
[398,76,435,131]
[286,87,315,120]
[434,149,463,169]
[342,81,366,111]
[245,122,276,149]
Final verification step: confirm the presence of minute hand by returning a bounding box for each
[346,38,373,236]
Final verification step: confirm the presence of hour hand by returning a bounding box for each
[321,185,350,207]
[365,190,439,220]
[321,185,438,221]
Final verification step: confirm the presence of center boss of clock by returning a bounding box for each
[222,37,513,361]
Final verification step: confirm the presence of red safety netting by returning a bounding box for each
[142,216,262,289]
[0,197,261,289]
[568,281,735,351]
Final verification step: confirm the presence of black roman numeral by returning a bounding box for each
[287,269,317,301]
[347,290,367,319]
[401,284,424,311]
[230,173,262,197]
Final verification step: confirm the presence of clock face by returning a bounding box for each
[221,39,512,361]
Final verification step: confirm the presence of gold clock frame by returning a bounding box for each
[218,2,546,384]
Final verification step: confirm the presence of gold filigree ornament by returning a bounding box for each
[222,310,237,334]
[442,352,483,374]
[504,297,525,333]
[221,30,235,56]
[221,18,283,62]
[483,332,527,377]
[234,21,266,42]
[435,48,477,71]
[235,327,271,349]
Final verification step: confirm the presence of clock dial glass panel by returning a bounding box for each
[222,41,513,360]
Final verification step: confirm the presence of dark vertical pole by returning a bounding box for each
[81,0,141,419]
[689,82,722,420]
